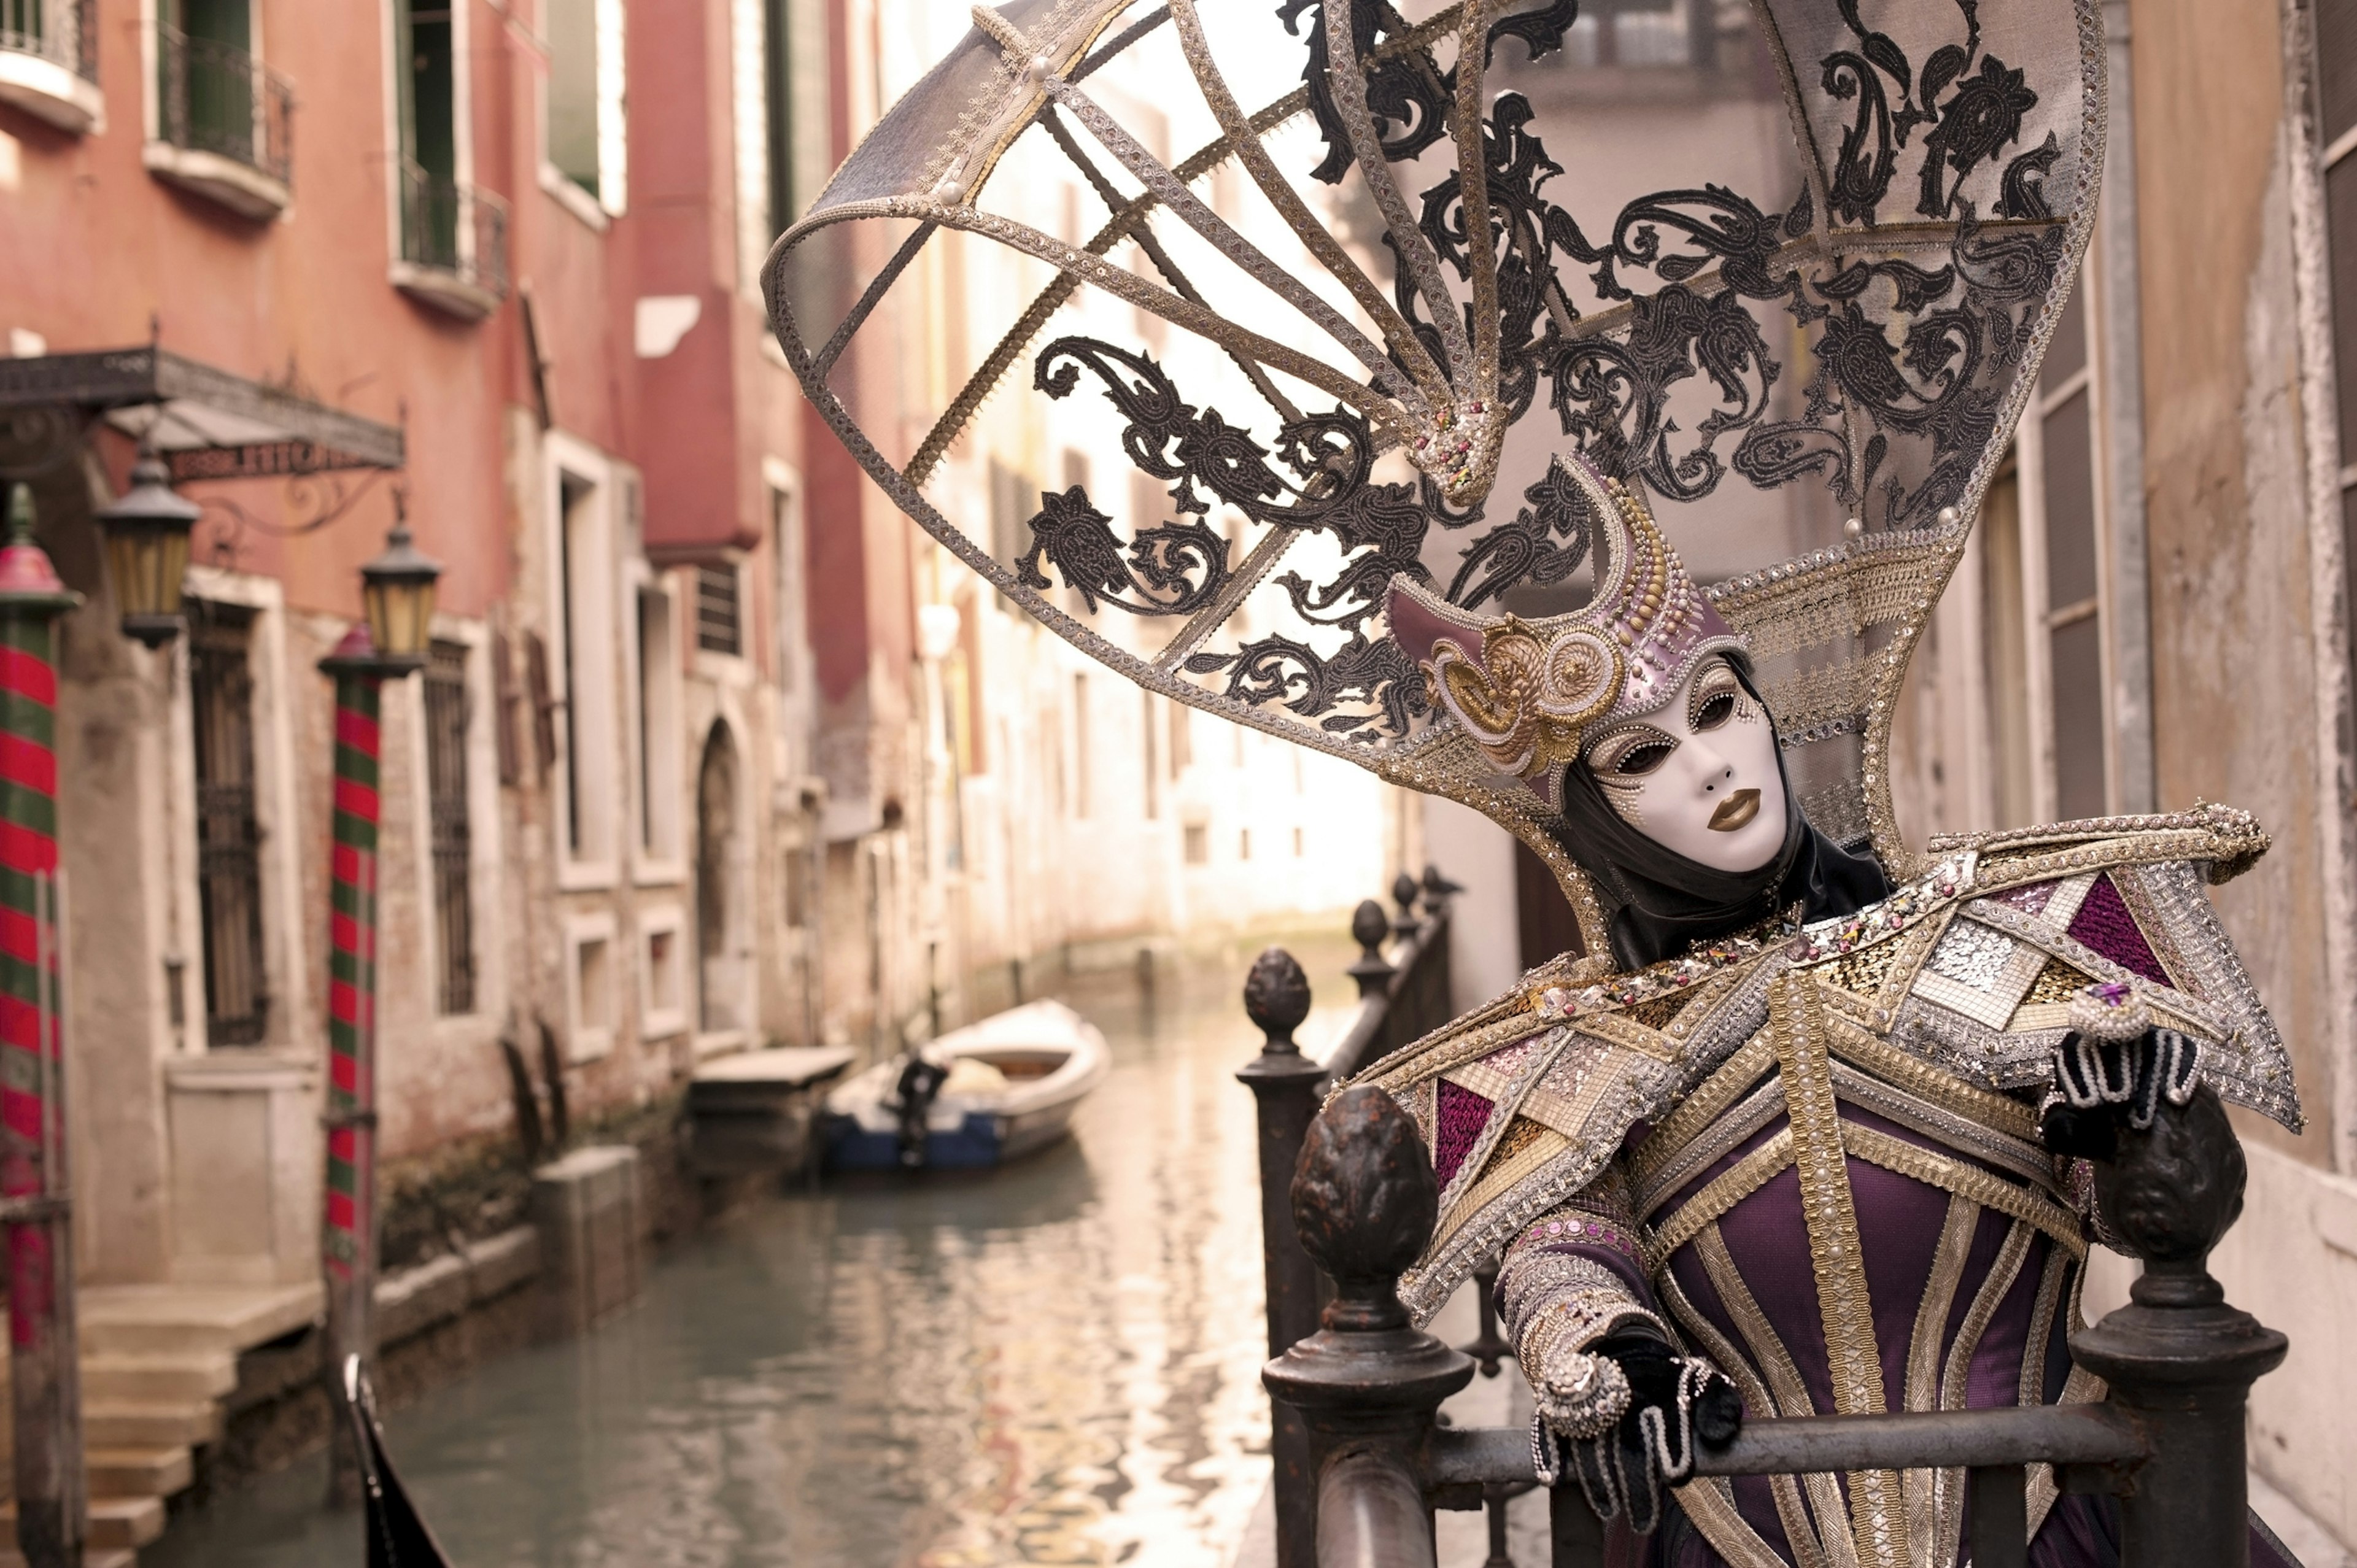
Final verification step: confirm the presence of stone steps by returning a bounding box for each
[0,1281,320,1564]
[0,1494,165,1551]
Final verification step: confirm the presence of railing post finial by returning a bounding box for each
[2070,1088,2285,1568]
[1266,1087,1471,1568]
[1349,900,1396,1002]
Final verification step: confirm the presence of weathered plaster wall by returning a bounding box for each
[2134,0,2338,1165]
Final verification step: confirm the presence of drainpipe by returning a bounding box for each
[2099,0,2156,816]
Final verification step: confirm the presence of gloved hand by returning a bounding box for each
[1531,1325,1742,1535]
[2038,985,2202,1161]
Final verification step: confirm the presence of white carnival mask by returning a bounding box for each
[1582,655,1785,874]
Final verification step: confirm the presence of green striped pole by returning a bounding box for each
[320,623,383,1510]
[0,483,84,1568]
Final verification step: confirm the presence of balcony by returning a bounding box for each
[390,164,511,322]
[0,0,101,134]
[144,23,292,220]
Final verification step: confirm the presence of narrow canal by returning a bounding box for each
[149,935,1361,1568]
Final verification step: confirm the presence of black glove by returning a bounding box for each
[1533,1326,1742,1535]
[2040,1026,2202,1161]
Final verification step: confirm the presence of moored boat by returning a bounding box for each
[823,1000,1109,1171]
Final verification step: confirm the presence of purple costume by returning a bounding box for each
[1363,834,2305,1567]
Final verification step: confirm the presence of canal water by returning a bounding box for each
[149,935,1363,1568]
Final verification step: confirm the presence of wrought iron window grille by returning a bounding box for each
[155,21,292,188]
[395,163,513,313]
[694,564,743,657]
[188,600,270,1047]
[0,0,96,83]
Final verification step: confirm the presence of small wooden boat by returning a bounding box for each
[823,1000,1110,1171]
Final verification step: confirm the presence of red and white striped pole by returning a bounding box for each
[0,483,84,1568]
[319,622,383,1510]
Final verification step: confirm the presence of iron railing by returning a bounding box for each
[155,23,292,188]
[0,0,96,83]
[397,163,512,304]
[1241,929,2289,1568]
[1239,870,1457,1563]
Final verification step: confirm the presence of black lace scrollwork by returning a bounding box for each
[1995,130,2061,220]
[1015,485,1233,617]
[1185,631,1425,736]
[1280,0,1452,184]
[1918,55,2038,218]
[1445,456,1594,609]
[1036,337,1369,527]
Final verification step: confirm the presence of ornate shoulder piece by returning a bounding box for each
[1928,802,2270,887]
[1809,821,2303,1134]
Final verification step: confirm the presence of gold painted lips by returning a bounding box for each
[1708,789,1761,832]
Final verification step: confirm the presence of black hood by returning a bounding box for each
[1542,670,1891,972]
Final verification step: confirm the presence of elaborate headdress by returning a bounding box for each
[767,0,2106,955]
[1387,460,1742,813]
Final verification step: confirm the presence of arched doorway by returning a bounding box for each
[695,720,747,1034]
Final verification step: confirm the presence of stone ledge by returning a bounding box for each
[374,1226,541,1350]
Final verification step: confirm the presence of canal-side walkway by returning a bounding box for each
[144,935,1363,1568]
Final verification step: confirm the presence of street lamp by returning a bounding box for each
[357,492,441,674]
[93,449,199,649]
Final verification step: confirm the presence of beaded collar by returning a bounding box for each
[1523,853,1978,1025]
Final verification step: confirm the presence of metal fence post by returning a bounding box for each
[0,495,85,1568]
[1263,1086,1473,1568]
[2070,1087,2284,1568]
[1239,947,1326,1568]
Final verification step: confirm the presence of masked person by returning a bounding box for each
[766,0,2312,1558]
[1358,458,2303,1567]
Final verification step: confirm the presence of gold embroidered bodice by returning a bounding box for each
[1352,806,2299,1568]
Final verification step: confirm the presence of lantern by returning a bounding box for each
[358,495,441,674]
[94,451,199,648]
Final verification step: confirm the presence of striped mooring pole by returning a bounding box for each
[320,622,384,1510]
[0,482,85,1568]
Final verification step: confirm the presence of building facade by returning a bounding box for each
[0,0,1393,1316]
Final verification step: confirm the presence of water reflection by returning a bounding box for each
[149,937,1358,1568]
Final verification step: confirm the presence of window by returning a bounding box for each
[423,639,476,1015]
[768,478,806,694]
[640,908,685,1038]
[1999,284,2108,821]
[694,563,743,657]
[553,458,619,874]
[189,601,268,1046]
[392,1,507,309]
[637,583,682,864]
[1183,823,1209,865]
[2316,0,2357,669]
[567,917,616,1060]
[546,0,625,215]
[153,0,292,202]
[1239,827,1252,861]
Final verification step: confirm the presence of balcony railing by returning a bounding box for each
[0,0,100,134]
[0,0,95,83]
[396,163,512,319]
[154,24,291,196]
